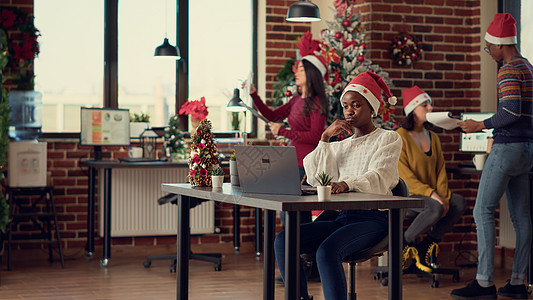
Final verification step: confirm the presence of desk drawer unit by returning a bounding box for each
[98,168,215,237]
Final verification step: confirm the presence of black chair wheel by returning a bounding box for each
[380,278,388,286]
[373,273,379,280]
[214,264,222,271]
[143,260,151,268]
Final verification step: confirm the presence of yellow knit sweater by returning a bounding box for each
[396,127,451,204]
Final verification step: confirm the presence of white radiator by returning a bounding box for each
[499,195,516,248]
[98,167,215,237]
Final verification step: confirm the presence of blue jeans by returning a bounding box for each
[474,142,533,283]
[274,210,388,300]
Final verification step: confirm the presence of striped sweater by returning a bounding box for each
[484,56,533,143]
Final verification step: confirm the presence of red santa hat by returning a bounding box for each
[485,13,517,45]
[302,54,329,83]
[340,71,397,117]
[402,85,432,116]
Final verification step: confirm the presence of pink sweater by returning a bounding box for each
[251,92,326,167]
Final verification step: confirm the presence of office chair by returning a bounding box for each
[143,194,222,272]
[373,185,460,288]
[342,178,409,300]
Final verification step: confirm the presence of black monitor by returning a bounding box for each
[80,107,130,159]
[459,112,495,153]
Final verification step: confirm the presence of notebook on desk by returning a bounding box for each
[234,145,316,195]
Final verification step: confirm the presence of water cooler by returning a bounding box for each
[8,140,47,187]
[7,90,47,187]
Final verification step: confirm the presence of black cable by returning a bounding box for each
[454,216,478,268]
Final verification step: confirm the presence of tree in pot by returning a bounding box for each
[316,171,333,201]
[210,165,225,189]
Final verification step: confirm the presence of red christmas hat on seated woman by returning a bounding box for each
[302,54,329,83]
[485,13,517,45]
[340,71,397,117]
[402,85,432,116]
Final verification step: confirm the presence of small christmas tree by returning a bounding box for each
[188,119,220,186]
[165,114,187,161]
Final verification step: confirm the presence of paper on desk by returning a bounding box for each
[426,112,460,130]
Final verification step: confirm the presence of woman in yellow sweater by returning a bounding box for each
[396,86,466,273]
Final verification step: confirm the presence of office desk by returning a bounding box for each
[162,183,424,300]
[81,160,189,268]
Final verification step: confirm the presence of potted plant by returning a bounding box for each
[316,171,333,201]
[130,112,150,138]
[229,151,239,186]
[178,96,208,134]
[210,165,225,189]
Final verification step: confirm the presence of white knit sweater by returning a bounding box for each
[303,128,402,195]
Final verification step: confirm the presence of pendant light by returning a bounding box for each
[286,0,321,22]
[154,0,181,59]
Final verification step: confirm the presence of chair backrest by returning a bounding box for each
[391,178,409,197]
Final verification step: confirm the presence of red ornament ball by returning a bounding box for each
[361,42,367,49]
[357,55,365,62]
[285,90,292,97]
[335,31,343,39]
[343,19,351,27]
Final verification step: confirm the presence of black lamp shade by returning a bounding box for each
[286,0,321,22]
[154,38,181,59]
[226,89,247,112]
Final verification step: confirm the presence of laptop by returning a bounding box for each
[234,145,315,195]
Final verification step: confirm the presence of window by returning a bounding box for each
[521,1,532,59]
[189,0,253,132]
[35,0,104,132]
[35,0,254,133]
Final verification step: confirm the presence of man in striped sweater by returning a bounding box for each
[452,13,533,299]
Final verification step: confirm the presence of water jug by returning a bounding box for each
[8,90,43,140]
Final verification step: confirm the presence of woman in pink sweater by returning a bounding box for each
[246,54,328,224]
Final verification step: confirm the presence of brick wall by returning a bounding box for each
[351,0,483,258]
[3,0,498,261]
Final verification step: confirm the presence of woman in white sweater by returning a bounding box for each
[274,71,402,300]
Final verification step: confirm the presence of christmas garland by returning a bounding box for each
[391,33,422,66]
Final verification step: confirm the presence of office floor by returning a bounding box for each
[0,244,529,300]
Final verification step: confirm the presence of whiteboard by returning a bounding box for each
[459,112,495,153]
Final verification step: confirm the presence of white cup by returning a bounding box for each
[129,147,143,158]
[473,154,487,170]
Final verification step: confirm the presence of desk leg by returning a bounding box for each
[256,208,262,259]
[100,168,112,268]
[285,211,300,300]
[234,204,240,254]
[263,210,275,300]
[86,166,96,258]
[389,209,402,300]
[177,195,191,300]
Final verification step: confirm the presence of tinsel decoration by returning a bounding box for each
[188,119,219,186]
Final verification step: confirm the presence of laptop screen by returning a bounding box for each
[459,112,495,153]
